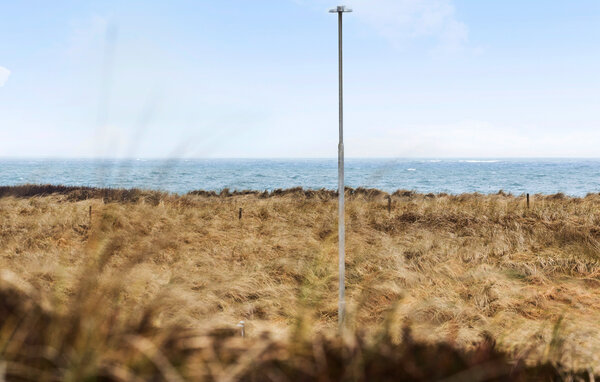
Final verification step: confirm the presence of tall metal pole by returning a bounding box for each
[330,5,351,330]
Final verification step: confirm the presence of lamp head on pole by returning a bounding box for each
[329,5,352,13]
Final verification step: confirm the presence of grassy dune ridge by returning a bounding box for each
[1,184,599,380]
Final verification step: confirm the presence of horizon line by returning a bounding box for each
[3,156,600,161]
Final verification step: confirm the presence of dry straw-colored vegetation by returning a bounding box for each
[0,184,599,380]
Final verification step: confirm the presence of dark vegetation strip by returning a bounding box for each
[0,184,594,202]
[0,184,413,201]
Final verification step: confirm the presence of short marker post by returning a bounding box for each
[237,321,245,338]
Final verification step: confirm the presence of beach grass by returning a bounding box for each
[0,185,599,380]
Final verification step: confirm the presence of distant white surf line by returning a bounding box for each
[407,168,416,171]
[459,160,500,163]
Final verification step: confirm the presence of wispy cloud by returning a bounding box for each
[298,0,468,52]
[348,119,600,158]
[0,66,10,87]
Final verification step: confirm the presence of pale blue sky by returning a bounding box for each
[1,0,599,158]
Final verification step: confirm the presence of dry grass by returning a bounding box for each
[1,185,600,380]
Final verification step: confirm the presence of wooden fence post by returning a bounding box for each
[387,195,392,214]
[526,193,530,209]
[239,208,243,220]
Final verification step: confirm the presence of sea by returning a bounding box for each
[1,158,600,196]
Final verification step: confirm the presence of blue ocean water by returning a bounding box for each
[1,158,600,196]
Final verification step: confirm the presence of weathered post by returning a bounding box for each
[89,205,92,223]
[527,193,530,209]
[239,208,243,220]
[387,195,392,214]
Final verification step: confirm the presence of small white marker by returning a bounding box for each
[237,321,245,338]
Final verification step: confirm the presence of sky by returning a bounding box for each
[1,0,599,158]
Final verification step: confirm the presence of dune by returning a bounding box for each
[0,185,599,380]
